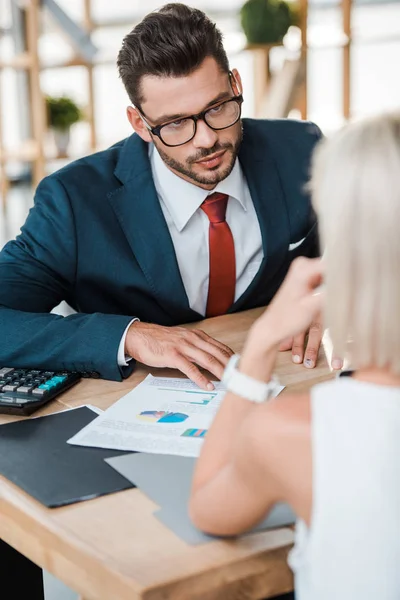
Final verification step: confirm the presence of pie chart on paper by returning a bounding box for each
[136,410,189,424]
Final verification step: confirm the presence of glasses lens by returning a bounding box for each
[159,118,196,147]
[205,99,241,130]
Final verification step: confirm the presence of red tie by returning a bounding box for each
[201,192,236,317]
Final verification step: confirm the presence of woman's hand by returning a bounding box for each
[245,257,324,361]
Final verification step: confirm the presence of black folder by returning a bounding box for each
[0,406,133,507]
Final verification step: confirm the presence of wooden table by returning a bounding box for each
[0,308,334,600]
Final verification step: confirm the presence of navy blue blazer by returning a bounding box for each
[0,118,321,380]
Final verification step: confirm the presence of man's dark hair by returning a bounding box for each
[117,3,230,107]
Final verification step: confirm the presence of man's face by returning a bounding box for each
[132,57,243,190]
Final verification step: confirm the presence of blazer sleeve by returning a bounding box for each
[0,176,135,381]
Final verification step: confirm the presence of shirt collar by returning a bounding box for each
[150,143,248,233]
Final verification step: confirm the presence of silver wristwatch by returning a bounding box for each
[222,354,280,403]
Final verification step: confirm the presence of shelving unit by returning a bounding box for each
[0,0,98,208]
[83,0,96,151]
[342,0,352,120]
[244,41,284,118]
[0,0,357,211]
[298,0,308,119]
[249,0,354,122]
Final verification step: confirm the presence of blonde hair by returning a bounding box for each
[310,112,400,373]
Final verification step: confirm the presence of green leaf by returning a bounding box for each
[46,95,83,130]
[240,0,297,45]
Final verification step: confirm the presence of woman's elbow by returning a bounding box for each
[189,494,244,538]
[189,494,214,533]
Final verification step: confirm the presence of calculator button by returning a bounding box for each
[32,388,48,397]
[51,376,66,384]
[2,384,19,392]
[0,368,14,377]
[42,377,64,388]
[16,386,34,394]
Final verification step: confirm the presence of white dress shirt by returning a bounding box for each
[117,143,263,365]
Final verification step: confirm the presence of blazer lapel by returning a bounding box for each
[108,122,290,322]
[230,120,290,312]
[109,134,201,323]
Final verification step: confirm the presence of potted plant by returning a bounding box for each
[240,0,298,46]
[46,95,83,158]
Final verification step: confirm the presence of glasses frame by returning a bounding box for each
[135,73,243,147]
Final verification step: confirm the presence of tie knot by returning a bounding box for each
[201,192,229,224]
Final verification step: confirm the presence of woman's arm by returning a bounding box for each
[189,257,323,536]
[189,337,282,535]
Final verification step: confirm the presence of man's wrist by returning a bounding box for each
[118,318,139,366]
[124,319,146,358]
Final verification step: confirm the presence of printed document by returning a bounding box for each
[67,374,284,457]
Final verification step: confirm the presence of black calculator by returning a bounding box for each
[0,367,81,416]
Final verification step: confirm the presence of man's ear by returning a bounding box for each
[127,106,152,142]
[230,69,243,96]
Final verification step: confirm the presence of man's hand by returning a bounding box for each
[279,315,343,370]
[125,322,234,390]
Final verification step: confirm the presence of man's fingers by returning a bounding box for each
[189,334,233,367]
[194,330,234,358]
[303,322,323,368]
[174,355,214,391]
[184,345,225,381]
[292,332,305,364]
[279,337,293,352]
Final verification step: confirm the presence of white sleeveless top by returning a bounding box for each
[288,377,400,600]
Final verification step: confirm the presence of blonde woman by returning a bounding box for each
[189,112,400,600]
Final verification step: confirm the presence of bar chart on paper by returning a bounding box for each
[158,387,217,406]
[67,375,284,457]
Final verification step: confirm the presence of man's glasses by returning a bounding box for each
[137,94,243,148]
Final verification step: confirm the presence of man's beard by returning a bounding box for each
[156,124,243,187]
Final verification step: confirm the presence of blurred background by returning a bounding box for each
[0,1,399,597]
[1,0,400,248]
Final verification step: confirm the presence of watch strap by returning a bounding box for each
[222,354,280,403]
